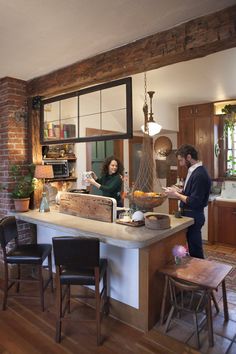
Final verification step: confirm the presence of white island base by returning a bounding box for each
[14,210,193,331]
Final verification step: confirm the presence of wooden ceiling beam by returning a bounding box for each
[27,5,236,97]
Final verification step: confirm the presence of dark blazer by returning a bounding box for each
[180,166,211,212]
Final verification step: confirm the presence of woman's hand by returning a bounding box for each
[85,177,101,189]
[88,171,97,180]
[85,177,96,185]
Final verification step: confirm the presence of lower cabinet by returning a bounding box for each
[214,200,236,245]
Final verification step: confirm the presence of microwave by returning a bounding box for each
[44,159,69,178]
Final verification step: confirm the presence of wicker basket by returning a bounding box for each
[130,193,167,210]
[145,213,170,230]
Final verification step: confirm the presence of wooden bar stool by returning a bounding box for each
[164,276,208,349]
[52,236,109,345]
[0,216,53,311]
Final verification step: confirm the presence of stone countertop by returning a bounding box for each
[12,209,194,249]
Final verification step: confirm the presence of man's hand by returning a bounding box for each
[162,186,180,199]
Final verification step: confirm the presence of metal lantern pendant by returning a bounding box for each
[129,73,166,211]
[141,73,162,137]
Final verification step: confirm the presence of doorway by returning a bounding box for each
[86,128,123,196]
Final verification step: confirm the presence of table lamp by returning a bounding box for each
[34,165,54,212]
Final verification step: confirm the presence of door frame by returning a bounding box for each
[86,128,123,171]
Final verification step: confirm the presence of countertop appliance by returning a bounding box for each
[43,159,69,178]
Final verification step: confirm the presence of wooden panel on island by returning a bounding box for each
[59,192,115,223]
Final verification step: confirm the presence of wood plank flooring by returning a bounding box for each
[0,243,235,353]
[0,282,198,354]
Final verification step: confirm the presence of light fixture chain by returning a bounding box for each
[144,72,147,105]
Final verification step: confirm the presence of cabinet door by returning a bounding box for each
[217,205,236,245]
[195,115,213,177]
[178,115,195,146]
[178,113,195,178]
[178,103,217,179]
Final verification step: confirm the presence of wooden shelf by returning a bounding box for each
[43,157,76,161]
[46,177,77,182]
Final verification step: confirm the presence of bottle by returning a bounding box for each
[123,171,129,196]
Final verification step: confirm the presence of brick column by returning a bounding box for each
[0,77,33,251]
[0,77,29,216]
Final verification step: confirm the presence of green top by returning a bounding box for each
[97,174,123,206]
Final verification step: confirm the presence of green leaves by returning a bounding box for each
[10,164,36,199]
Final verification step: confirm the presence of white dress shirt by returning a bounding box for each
[184,161,202,191]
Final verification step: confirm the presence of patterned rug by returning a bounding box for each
[205,250,236,292]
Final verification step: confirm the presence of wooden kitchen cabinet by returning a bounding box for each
[214,200,236,245]
[178,103,219,179]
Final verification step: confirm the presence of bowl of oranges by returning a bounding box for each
[130,190,167,210]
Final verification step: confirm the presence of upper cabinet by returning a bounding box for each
[178,103,219,179]
[40,77,133,144]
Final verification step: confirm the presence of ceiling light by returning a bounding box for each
[141,74,162,137]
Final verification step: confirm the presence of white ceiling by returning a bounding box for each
[0,0,236,106]
[134,47,236,106]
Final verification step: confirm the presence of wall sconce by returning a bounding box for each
[32,96,42,110]
[14,109,27,122]
[34,165,54,212]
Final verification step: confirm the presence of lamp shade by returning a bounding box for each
[141,121,162,136]
[34,165,54,179]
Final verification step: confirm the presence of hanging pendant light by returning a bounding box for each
[141,73,162,136]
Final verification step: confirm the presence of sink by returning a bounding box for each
[215,196,236,202]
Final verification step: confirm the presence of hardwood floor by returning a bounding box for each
[0,243,235,354]
[0,282,198,354]
[0,292,194,354]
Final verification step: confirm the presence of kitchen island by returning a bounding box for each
[14,208,193,331]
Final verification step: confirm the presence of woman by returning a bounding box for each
[86,156,124,207]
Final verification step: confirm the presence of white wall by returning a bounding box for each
[132,74,178,132]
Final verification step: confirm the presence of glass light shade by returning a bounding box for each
[34,165,54,179]
[141,121,162,136]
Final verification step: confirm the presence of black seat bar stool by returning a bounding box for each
[0,216,53,311]
[52,236,109,345]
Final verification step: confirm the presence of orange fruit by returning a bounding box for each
[145,192,156,197]
[134,190,145,197]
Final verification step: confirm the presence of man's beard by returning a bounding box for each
[185,160,191,169]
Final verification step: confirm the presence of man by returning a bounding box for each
[164,144,211,259]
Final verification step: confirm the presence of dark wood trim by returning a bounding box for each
[27,5,236,97]
[218,115,227,177]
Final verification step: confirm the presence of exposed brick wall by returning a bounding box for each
[0,77,33,244]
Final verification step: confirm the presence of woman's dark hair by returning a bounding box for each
[176,144,198,160]
[101,156,124,176]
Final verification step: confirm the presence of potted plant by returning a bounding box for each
[0,164,36,212]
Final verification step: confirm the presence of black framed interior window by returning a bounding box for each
[40,77,133,144]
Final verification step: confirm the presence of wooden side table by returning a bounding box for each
[159,257,232,347]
